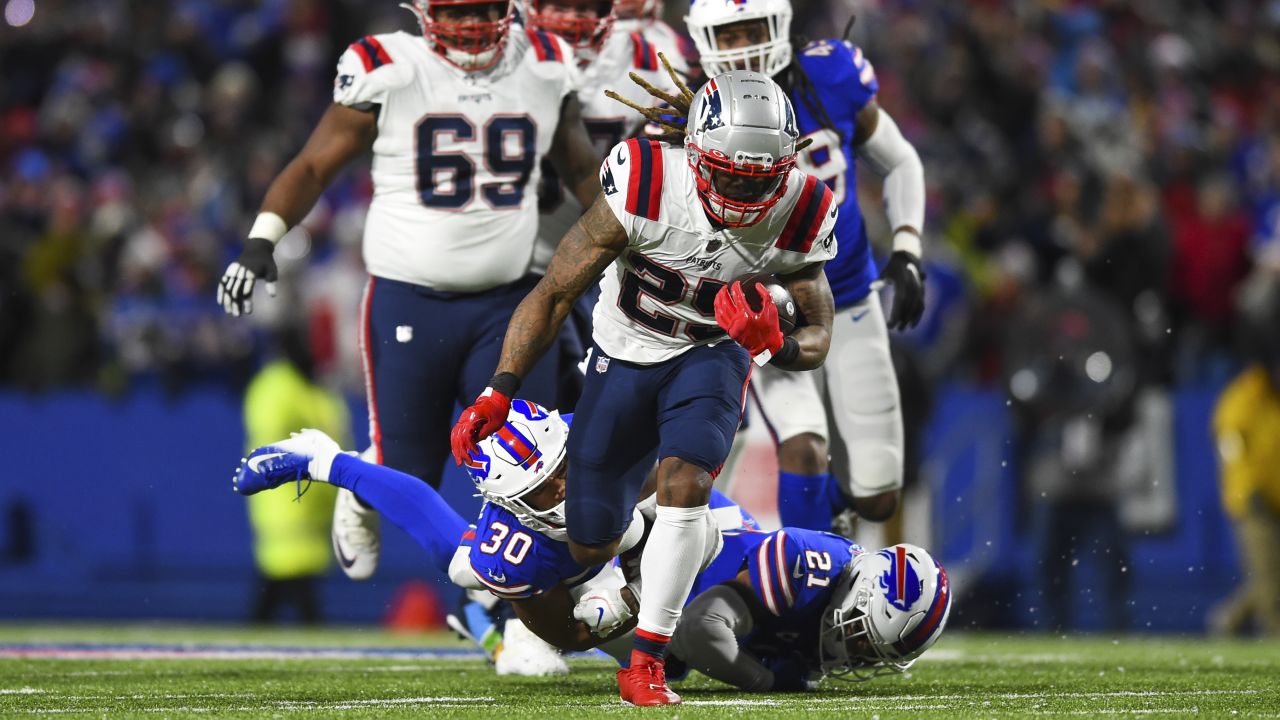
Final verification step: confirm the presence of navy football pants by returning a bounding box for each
[360,275,559,488]
[565,342,751,545]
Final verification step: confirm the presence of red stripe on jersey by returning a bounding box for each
[623,138,664,219]
[630,32,657,70]
[775,175,833,254]
[526,29,564,63]
[358,279,383,464]
[350,41,375,72]
[365,36,392,67]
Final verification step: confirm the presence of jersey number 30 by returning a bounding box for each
[478,521,532,564]
[416,114,534,210]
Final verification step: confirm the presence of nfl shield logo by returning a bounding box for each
[595,356,611,373]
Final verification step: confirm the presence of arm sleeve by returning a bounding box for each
[854,108,925,253]
[669,584,774,692]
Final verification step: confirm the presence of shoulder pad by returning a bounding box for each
[748,529,801,616]
[525,28,569,63]
[628,31,660,72]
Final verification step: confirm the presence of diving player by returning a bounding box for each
[451,71,840,705]
[215,0,601,586]
[684,0,928,530]
[232,405,951,691]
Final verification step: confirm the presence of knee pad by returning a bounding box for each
[845,438,903,497]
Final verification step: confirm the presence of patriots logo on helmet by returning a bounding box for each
[877,546,923,612]
[697,79,726,134]
[463,448,492,481]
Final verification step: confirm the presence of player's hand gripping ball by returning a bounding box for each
[714,273,794,358]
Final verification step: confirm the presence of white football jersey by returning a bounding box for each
[531,24,689,273]
[593,139,838,364]
[333,30,578,292]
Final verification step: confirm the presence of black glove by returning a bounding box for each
[217,237,278,317]
[878,250,926,331]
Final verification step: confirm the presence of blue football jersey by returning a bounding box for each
[463,502,597,599]
[791,40,881,309]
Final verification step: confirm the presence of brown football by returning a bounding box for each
[734,273,798,335]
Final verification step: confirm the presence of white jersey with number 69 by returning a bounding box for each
[592,139,838,365]
[333,29,577,292]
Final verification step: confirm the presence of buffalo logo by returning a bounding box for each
[697,79,726,134]
[877,546,923,612]
[601,162,618,196]
[463,448,492,481]
[511,400,549,421]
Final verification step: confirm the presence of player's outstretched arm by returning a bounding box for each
[450,195,627,462]
[218,104,376,316]
[774,261,836,371]
[548,94,602,208]
[854,101,927,331]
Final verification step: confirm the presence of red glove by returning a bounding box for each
[450,388,512,465]
[714,281,784,358]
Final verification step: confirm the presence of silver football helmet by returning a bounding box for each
[686,0,793,78]
[819,544,952,681]
[460,401,569,539]
[685,70,799,227]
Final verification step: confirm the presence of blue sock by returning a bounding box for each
[777,471,833,530]
[329,453,468,574]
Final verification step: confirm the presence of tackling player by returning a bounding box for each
[684,0,928,530]
[451,71,840,705]
[214,0,601,585]
[232,406,951,692]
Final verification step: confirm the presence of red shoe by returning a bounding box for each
[617,654,681,706]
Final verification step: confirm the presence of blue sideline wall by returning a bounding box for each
[0,386,1240,631]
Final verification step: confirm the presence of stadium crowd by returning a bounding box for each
[4,0,1279,395]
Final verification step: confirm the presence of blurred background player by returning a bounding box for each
[214,0,601,584]
[1209,273,1280,637]
[684,0,926,531]
[523,0,689,409]
[451,71,840,705]
[242,324,351,624]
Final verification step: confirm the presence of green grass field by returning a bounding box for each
[1,624,1277,718]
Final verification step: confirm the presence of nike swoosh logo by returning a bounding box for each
[247,452,286,474]
[615,148,626,165]
[851,310,870,322]
[596,607,605,628]
[792,556,805,579]
[488,571,507,584]
[333,534,358,569]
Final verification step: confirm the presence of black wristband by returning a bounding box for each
[488,372,522,398]
[769,336,801,367]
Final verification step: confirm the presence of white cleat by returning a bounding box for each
[332,487,380,580]
[494,618,569,677]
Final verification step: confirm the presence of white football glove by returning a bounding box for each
[573,587,634,636]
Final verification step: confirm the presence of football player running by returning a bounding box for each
[683,0,928,531]
[215,0,602,589]
[232,408,951,691]
[451,71,840,705]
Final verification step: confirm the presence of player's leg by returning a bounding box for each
[750,364,834,530]
[235,433,468,574]
[563,346,662,567]
[822,292,904,522]
[461,275,562,408]
[622,343,750,705]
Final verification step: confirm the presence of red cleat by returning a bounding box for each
[617,654,681,706]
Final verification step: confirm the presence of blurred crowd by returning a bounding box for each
[3,0,1280,397]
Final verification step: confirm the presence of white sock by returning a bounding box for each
[637,504,710,637]
[617,508,646,554]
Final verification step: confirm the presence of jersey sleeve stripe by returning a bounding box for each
[630,32,658,71]
[352,36,392,72]
[773,530,796,608]
[624,138,664,220]
[756,536,782,616]
[472,568,535,596]
[527,29,564,63]
[775,175,819,252]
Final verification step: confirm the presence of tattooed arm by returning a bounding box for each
[496,193,629,379]
[773,259,835,371]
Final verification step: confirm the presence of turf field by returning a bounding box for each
[0,624,1277,718]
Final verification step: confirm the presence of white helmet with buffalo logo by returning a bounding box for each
[686,0,793,78]
[461,400,569,539]
[685,70,798,227]
[819,543,952,681]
